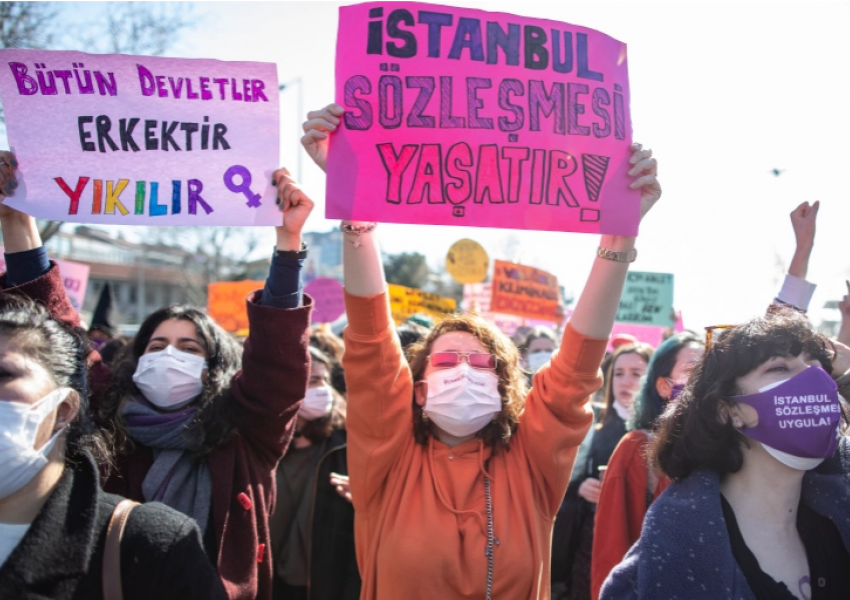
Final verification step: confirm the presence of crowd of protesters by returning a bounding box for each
[0,98,848,600]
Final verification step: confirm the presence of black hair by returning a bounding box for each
[0,293,109,464]
[99,305,242,459]
[651,307,839,481]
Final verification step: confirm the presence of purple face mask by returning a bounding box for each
[730,365,840,461]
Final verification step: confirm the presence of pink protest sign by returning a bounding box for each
[305,277,346,323]
[55,258,90,312]
[328,2,638,235]
[0,49,279,226]
[607,322,665,353]
[0,245,89,310]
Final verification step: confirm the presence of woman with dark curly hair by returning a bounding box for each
[301,103,663,599]
[0,151,315,600]
[0,295,224,599]
[600,307,850,600]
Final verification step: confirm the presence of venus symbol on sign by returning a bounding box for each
[224,165,262,208]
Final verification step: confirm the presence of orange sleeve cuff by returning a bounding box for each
[555,321,609,376]
[343,288,394,338]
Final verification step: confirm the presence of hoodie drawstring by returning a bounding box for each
[427,438,493,533]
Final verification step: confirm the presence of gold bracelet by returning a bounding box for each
[597,246,637,263]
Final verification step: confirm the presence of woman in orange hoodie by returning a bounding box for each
[300,103,662,600]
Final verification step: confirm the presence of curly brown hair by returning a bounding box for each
[407,313,528,453]
[649,307,839,482]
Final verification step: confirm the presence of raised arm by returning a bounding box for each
[0,151,85,332]
[225,167,315,465]
[302,104,412,512]
[774,201,818,312]
[570,144,661,339]
[515,144,662,514]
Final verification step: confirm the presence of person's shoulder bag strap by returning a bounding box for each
[103,499,141,600]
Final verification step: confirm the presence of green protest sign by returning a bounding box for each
[616,271,675,327]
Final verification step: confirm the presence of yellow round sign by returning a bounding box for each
[445,239,489,284]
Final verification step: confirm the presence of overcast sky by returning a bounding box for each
[7,1,850,332]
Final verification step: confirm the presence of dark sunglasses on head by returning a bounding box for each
[429,352,498,370]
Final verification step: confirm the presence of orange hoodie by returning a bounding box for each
[343,291,607,600]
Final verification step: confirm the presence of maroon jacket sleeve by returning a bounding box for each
[0,262,112,410]
[229,290,313,467]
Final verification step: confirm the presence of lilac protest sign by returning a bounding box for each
[328,2,638,235]
[305,277,346,323]
[0,49,279,225]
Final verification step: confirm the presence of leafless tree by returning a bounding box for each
[150,226,263,306]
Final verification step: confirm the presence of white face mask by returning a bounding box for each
[423,363,502,438]
[0,388,72,500]
[527,351,553,374]
[299,385,334,420]
[612,398,634,421]
[132,345,207,410]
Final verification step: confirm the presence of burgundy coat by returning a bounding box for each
[1,263,312,600]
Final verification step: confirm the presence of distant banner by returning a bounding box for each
[490,260,559,321]
[207,280,263,333]
[0,49,280,225]
[305,277,346,323]
[328,2,639,235]
[616,271,675,327]
[0,246,89,311]
[463,282,564,336]
[388,283,456,324]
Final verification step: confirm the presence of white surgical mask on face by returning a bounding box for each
[132,345,207,410]
[423,363,502,438]
[527,351,553,374]
[613,398,633,421]
[0,388,72,500]
[299,385,334,420]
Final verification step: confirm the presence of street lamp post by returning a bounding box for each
[279,77,303,182]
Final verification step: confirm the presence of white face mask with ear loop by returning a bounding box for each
[299,385,335,420]
[132,345,207,410]
[0,387,73,500]
[423,363,503,438]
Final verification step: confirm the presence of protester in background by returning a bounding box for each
[601,308,850,599]
[552,342,653,600]
[589,333,700,598]
[88,283,117,351]
[270,346,359,600]
[591,200,822,599]
[522,326,559,376]
[0,294,225,599]
[309,326,347,396]
[98,336,130,369]
[301,103,662,599]
[397,320,430,361]
[0,152,314,600]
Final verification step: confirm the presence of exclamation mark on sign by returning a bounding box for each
[580,154,610,222]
